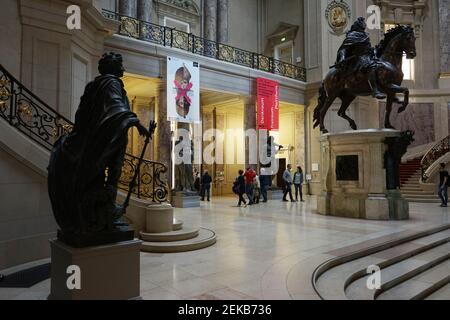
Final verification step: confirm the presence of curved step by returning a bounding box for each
[141,228,216,253]
[375,255,450,300]
[140,228,199,242]
[425,283,450,300]
[312,224,450,300]
[345,242,450,300]
[173,219,183,231]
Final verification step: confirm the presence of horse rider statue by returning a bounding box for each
[335,17,386,100]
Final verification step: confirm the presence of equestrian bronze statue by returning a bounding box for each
[313,17,417,133]
[48,52,156,247]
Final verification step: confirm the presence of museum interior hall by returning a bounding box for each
[0,0,449,301]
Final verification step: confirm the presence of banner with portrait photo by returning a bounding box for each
[167,57,200,123]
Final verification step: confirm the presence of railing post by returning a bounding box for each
[9,81,14,126]
[137,161,141,199]
[153,164,156,202]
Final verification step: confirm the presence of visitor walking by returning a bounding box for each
[244,166,256,205]
[259,167,270,203]
[293,166,305,202]
[253,174,261,204]
[438,163,449,207]
[201,170,212,202]
[282,164,294,202]
[236,170,247,207]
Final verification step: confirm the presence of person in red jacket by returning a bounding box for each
[244,166,256,205]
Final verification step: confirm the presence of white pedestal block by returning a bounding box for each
[145,203,174,233]
[267,189,284,200]
[48,239,142,300]
[171,194,201,208]
[317,129,409,220]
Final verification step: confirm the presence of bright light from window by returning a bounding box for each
[384,24,414,80]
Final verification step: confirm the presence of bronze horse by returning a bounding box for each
[313,25,417,133]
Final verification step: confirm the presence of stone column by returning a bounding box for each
[244,98,257,168]
[137,0,152,21]
[204,0,218,41]
[439,0,450,75]
[217,0,229,43]
[119,0,137,18]
[157,85,173,190]
[137,0,152,38]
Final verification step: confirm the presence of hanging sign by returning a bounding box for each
[167,56,200,123]
[257,78,279,130]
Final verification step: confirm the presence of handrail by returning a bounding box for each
[101,9,307,82]
[0,64,169,203]
[421,135,450,182]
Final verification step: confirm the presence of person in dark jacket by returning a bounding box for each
[438,163,449,207]
[201,170,212,201]
[237,170,247,207]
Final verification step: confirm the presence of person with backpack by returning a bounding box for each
[235,170,247,207]
[438,163,449,207]
[293,166,305,202]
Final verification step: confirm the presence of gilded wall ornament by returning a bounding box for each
[325,0,352,35]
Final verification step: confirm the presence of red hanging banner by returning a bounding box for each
[257,78,279,131]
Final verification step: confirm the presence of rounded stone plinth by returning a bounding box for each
[146,203,174,233]
[140,228,199,242]
[141,228,217,253]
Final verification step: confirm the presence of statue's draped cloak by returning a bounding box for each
[336,31,375,72]
[48,75,139,234]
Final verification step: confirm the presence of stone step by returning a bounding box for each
[405,198,441,203]
[401,187,423,192]
[401,190,434,195]
[173,219,183,231]
[312,226,450,300]
[140,228,199,242]
[403,194,438,199]
[141,228,216,253]
[346,241,450,300]
[425,283,450,300]
[376,249,450,300]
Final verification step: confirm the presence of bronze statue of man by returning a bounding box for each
[335,17,385,99]
[48,52,152,246]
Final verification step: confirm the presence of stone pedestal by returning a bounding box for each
[171,192,201,208]
[267,188,284,200]
[145,203,174,233]
[317,130,409,220]
[48,239,142,300]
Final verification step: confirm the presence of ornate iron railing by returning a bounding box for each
[102,9,307,82]
[0,64,169,203]
[421,135,450,181]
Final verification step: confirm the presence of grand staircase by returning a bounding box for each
[312,224,450,300]
[400,158,440,203]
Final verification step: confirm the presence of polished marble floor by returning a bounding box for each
[1,195,449,300]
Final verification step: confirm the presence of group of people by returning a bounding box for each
[234,165,305,207]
